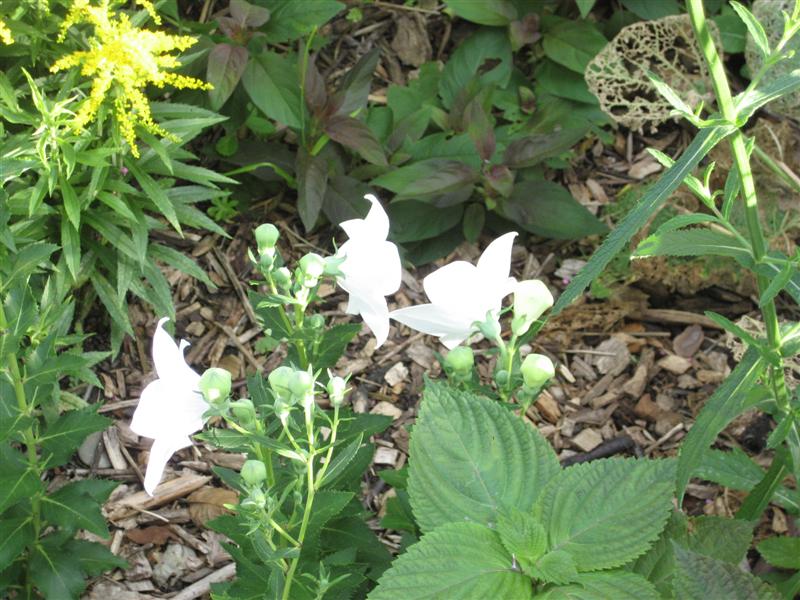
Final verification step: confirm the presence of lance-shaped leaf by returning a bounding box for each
[207,44,249,111]
[296,148,328,231]
[230,0,270,28]
[503,128,586,168]
[633,228,753,265]
[324,116,387,166]
[371,158,478,199]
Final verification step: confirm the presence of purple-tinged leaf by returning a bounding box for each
[296,149,328,231]
[503,128,585,169]
[372,158,478,199]
[324,116,387,166]
[305,54,327,115]
[484,165,514,198]
[464,98,495,161]
[230,0,270,28]
[337,48,380,116]
[207,44,249,111]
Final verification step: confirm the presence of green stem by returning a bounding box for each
[281,403,317,600]
[0,301,41,598]
[688,0,796,484]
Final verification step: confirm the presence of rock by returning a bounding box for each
[78,431,111,468]
[152,543,202,587]
[572,428,603,452]
[593,337,631,376]
[384,361,409,386]
[371,401,403,419]
[673,324,704,357]
[407,342,436,369]
[658,354,692,375]
[654,412,683,436]
[373,446,400,466]
[696,369,724,384]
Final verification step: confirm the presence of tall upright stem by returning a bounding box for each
[687,0,800,494]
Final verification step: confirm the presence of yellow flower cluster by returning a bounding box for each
[50,0,211,157]
[0,19,12,45]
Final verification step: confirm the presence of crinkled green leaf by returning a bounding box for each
[408,380,559,533]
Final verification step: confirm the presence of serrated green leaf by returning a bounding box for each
[532,551,577,585]
[2,242,58,290]
[689,516,753,565]
[633,228,752,264]
[676,349,765,501]
[39,409,111,468]
[408,380,559,532]
[66,538,127,575]
[552,124,734,316]
[653,213,721,233]
[0,517,33,571]
[735,68,800,122]
[673,544,782,600]
[42,481,111,538]
[0,468,42,514]
[497,508,547,567]
[759,261,794,306]
[758,536,800,569]
[30,536,87,600]
[319,435,364,488]
[149,243,215,288]
[368,522,532,600]
[535,458,676,571]
[632,511,689,597]
[537,571,659,600]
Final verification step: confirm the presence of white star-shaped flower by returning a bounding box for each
[130,318,209,495]
[336,194,401,347]
[390,232,518,349]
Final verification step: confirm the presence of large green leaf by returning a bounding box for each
[444,0,517,25]
[552,124,735,315]
[0,517,33,571]
[633,228,753,264]
[66,538,127,575]
[676,349,765,501]
[757,536,800,569]
[368,522,532,600]
[261,0,344,43]
[541,19,607,73]
[387,201,464,243]
[499,180,607,239]
[672,545,782,600]
[242,52,303,130]
[535,458,676,571]
[537,571,659,599]
[371,159,477,200]
[438,29,512,108]
[408,380,559,533]
[0,468,42,515]
[207,43,249,111]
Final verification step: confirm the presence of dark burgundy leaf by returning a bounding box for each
[304,54,328,115]
[503,128,586,169]
[337,48,380,116]
[230,0,270,28]
[324,116,387,166]
[296,149,329,231]
[207,43,249,111]
[371,158,478,199]
[464,98,495,161]
[484,164,514,197]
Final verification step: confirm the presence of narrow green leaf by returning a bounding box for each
[759,262,794,306]
[408,380,559,532]
[369,522,532,600]
[646,71,693,116]
[703,311,764,351]
[676,349,765,501]
[319,435,364,488]
[535,458,675,571]
[60,218,80,281]
[90,272,134,336]
[149,243,215,288]
[673,544,782,600]
[0,469,41,514]
[736,68,800,122]
[730,1,770,58]
[552,124,735,315]
[653,214,721,233]
[633,228,753,264]
[59,176,81,230]
[42,481,111,538]
[2,242,58,289]
[125,159,181,233]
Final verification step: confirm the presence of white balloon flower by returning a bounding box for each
[130,318,209,495]
[390,232,518,349]
[336,194,401,348]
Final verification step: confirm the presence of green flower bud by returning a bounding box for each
[259,252,274,270]
[308,314,325,329]
[273,267,292,290]
[231,398,256,424]
[274,397,292,423]
[495,369,510,386]
[512,280,553,336]
[198,367,232,404]
[241,459,267,486]
[326,376,347,407]
[444,347,474,374]
[268,366,294,399]
[243,487,267,510]
[478,314,502,342]
[299,253,325,280]
[521,353,555,390]
[289,370,314,398]
[255,224,279,255]
[324,254,346,277]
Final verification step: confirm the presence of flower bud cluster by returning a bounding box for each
[268,366,317,421]
[443,347,474,384]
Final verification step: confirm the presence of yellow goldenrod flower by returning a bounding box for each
[0,19,13,45]
[50,0,211,157]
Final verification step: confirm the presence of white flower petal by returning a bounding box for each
[390,304,472,342]
[131,379,206,440]
[143,435,192,496]
[422,261,477,306]
[152,318,198,383]
[477,231,517,281]
[357,293,391,348]
[340,194,390,241]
